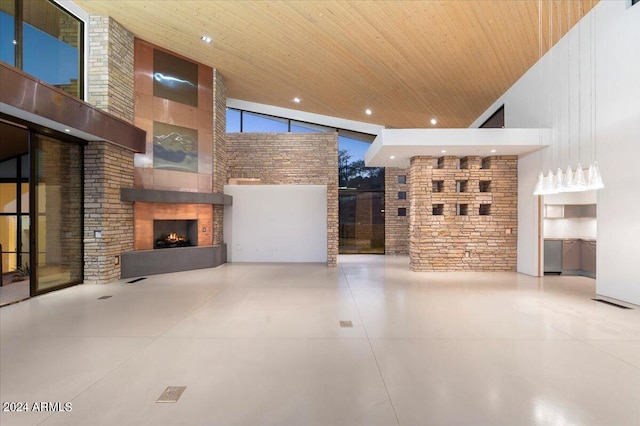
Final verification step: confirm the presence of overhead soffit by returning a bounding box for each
[73,0,597,129]
[0,121,28,162]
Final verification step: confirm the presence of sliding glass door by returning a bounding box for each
[30,134,83,295]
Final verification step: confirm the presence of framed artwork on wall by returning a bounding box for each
[153,49,198,107]
[153,121,198,173]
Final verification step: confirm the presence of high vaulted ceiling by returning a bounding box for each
[73,0,597,129]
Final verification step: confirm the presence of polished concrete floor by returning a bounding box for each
[1,255,639,426]
[0,279,30,307]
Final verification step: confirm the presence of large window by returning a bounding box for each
[226,108,335,134]
[0,0,16,67]
[0,121,29,276]
[0,0,83,98]
[338,133,385,254]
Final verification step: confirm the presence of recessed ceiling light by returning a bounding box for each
[64,128,71,133]
[365,109,372,115]
[200,35,212,44]
[293,97,301,103]
[441,150,446,153]
[490,149,497,153]
[430,118,437,125]
[390,155,395,159]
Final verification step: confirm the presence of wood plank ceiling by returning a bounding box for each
[73,0,597,129]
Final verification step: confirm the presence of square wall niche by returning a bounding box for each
[479,181,492,193]
[432,204,444,216]
[432,180,444,193]
[456,180,468,193]
[479,204,491,216]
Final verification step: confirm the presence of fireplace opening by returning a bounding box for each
[154,220,198,249]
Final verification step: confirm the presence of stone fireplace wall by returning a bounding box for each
[131,40,226,251]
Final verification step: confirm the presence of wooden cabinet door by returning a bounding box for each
[582,241,597,274]
[562,240,581,271]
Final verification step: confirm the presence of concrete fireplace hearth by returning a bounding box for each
[120,188,232,278]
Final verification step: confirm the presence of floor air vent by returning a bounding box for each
[592,299,632,309]
[127,277,147,284]
[156,386,187,403]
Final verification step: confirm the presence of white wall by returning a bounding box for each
[473,2,640,305]
[224,185,328,263]
[543,219,597,240]
[544,190,597,205]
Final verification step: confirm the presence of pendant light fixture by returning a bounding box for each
[533,0,604,195]
[587,5,604,191]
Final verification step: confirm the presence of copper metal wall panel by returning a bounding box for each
[133,38,214,193]
[0,63,145,152]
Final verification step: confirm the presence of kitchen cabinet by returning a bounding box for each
[544,204,596,218]
[543,238,597,278]
[544,205,564,218]
[562,239,581,272]
[581,240,597,278]
[564,204,596,218]
[544,240,562,273]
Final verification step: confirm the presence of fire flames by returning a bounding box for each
[165,233,185,243]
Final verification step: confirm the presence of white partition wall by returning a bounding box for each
[224,185,328,262]
[473,1,640,305]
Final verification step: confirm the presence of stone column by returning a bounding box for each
[212,69,227,246]
[84,16,136,283]
[409,156,433,270]
[385,167,410,255]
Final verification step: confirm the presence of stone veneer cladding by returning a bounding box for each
[85,16,136,283]
[226,133,339,266]
[409,156,517,271]
[88,16,135,123]
[212,70,227,245]
[385,167,410,255]
[84,142,135,283]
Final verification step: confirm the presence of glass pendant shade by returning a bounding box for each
[534,162,603,195]
[554,168,565,192]
[588,161,604,189]
[543,170,557,194]
[564,165,574,189]
[574,163,587,191]
[534,172,545,195]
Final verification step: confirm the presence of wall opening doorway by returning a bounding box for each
[541,189,597,279]
[338,132,385,254]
